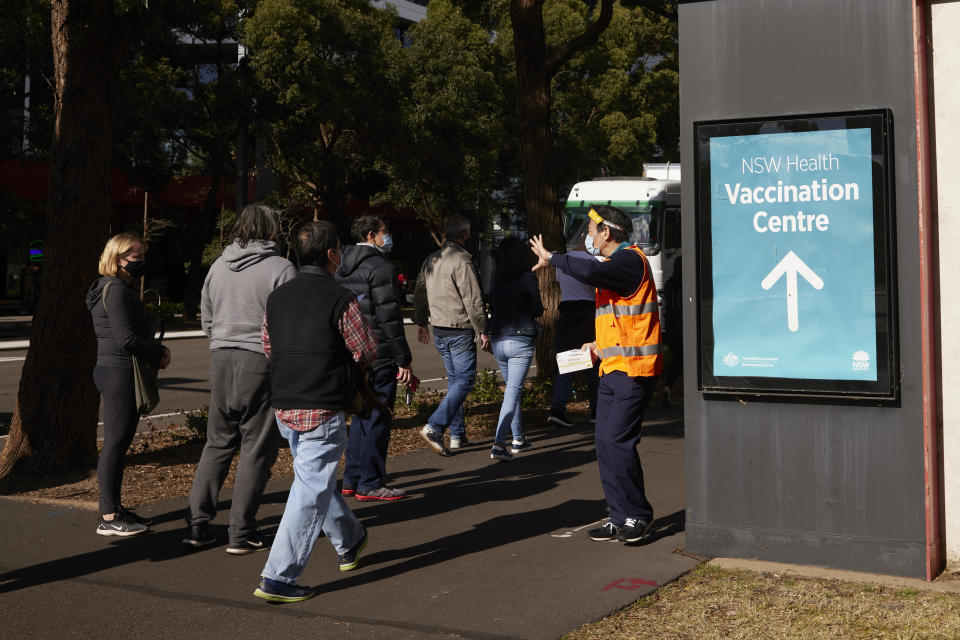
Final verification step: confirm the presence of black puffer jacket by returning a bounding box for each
[336,244,412,371]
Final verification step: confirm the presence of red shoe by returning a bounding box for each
[355,487,407,501]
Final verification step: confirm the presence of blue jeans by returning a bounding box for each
[343,365,398,493]
[492,336,535,445]
[427,333,477,438]
[261,413,365,585]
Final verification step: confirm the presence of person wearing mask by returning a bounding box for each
[487,237,543,461]
[335,215,414,501]
[413,214,490,456]
[253,221,378,604]
[530,205,662,544]
[182,204,297,553]
[548,236,599,428]
[86,233,170,536]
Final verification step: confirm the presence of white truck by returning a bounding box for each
[562,163,681,334]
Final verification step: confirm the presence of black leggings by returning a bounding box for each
[93,365,139,515]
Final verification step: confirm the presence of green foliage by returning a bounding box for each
[242,0,401,222]
[0,0,53,157]
[202,208,238,266]
[521,376,553,409]
[373,0,514,232]
[548,0,679,181]
[468,368,504,405]
[184,406,209,442]
[409,389,443,419]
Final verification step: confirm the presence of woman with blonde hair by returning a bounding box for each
[85,232,170,536]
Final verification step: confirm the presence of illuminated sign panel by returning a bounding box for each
[695,111,898,401]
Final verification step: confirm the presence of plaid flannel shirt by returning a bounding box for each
[262,296,378,431]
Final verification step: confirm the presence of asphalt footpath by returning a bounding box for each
[0,405,694,640]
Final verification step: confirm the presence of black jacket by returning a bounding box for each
[86,276,164,369]
[336,244,412,371]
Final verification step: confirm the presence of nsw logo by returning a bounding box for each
[851,350,870,371]
[722,352,740,367]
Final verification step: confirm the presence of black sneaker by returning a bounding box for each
[96,512,148,537]
[253,577,314,604]
[118,505,153,526]
[618,517,653,543]
[491,445,514,461]
[547,411,574,428]
[661,387,672,408]
[182,523,217,548]
[587,521,621,541]
[339,529,368,571]
[227,533,272,555]
[420,425,453,456]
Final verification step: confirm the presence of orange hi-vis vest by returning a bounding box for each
[595,245,663,377]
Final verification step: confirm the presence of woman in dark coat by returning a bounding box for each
[86,233,170,536]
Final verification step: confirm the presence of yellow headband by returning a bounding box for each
[588,208,624,231]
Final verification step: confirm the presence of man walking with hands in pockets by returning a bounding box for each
[530,205,662,544]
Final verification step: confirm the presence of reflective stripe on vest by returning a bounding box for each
[595,301,660,318]
[598,344,662,359]
[594,245,662,377]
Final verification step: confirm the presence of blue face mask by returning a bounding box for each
[584,233,603,256]
[379,234,394,254]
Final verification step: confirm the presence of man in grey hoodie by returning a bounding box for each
[183,204,297,554]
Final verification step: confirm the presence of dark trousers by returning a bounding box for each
[343,364,399,494]
[186,349,280,543]
[94,365,139,516]
[594,371,656,526]
[551,300,598,414]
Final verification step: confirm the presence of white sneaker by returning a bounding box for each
[510,439,532,454]
[449,436,470,449]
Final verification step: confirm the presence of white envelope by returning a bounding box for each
[556,348,594,374]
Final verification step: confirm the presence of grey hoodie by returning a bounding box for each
[201,240,297,353]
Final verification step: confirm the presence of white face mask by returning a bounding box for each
[585,231,605,256]
[379,234,393,254]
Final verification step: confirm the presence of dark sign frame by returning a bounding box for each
[695,110,899,403]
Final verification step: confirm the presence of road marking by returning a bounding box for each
[602,578,658,592]
[98,410,189,427]
[551,518,608,538]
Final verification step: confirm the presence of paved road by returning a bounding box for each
[0,407,694,640]
[0,325,516,432]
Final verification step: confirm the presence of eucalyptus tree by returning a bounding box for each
[241,0,402,227]
[373,0,512,240]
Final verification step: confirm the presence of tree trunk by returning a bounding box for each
[510,0,615,379]
[512,0,563,379]
[0,1,134,478]
[182,174,223,321]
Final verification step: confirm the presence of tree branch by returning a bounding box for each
[544,0,615,77]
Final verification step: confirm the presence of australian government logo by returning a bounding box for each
[722,352,740,367]
[851,350,871,371]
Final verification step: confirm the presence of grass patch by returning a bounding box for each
[563,565,960,640]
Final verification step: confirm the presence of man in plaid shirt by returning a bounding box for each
[253,221,379,604]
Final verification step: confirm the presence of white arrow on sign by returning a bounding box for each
[760,251,824,333]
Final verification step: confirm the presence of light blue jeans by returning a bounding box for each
[427,333,477,439]
[261,413,365,585]
[492,336,536,445]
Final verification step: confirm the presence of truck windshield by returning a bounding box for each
[563,202,664,255]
